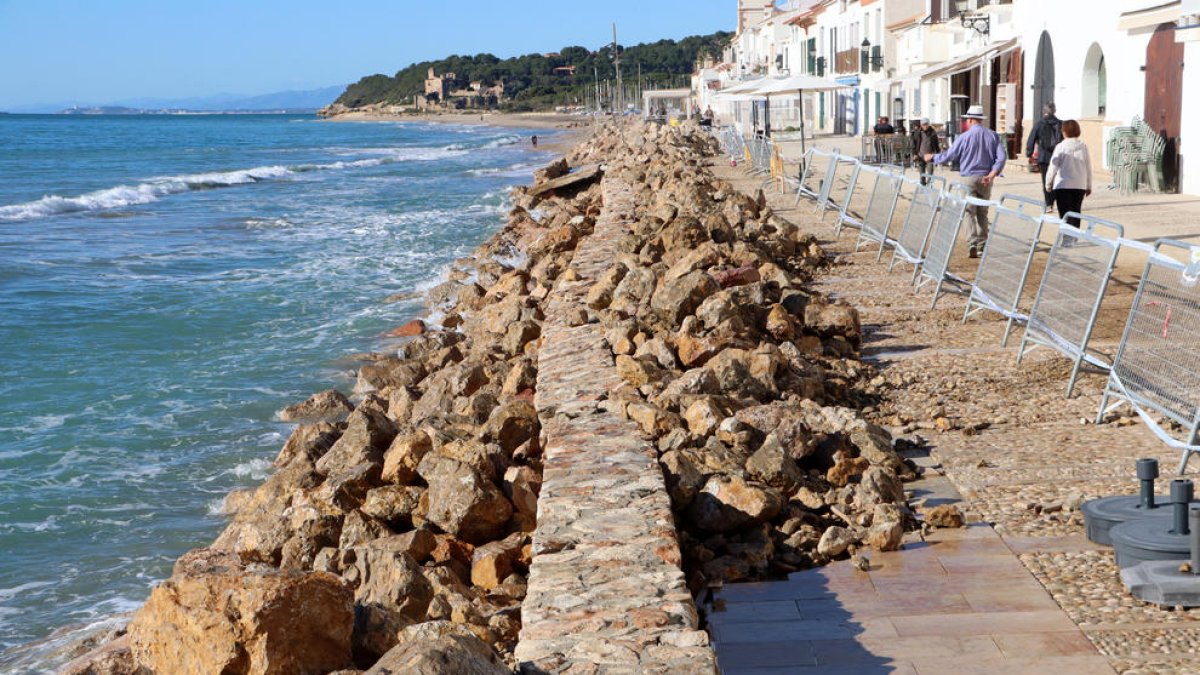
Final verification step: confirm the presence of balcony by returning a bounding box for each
[835,48,858,74]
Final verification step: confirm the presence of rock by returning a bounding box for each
[615,354,662,387]
[855,466,906,508]
[925,504,965,528]
[127,548,353,675]
[660,450,704,508]
[765,304,797,341]
[687,475,783,533]
[315,406,397,478]
[533,157,569,183]
[482,400,538,454]
[471,532,529,590]
[339,510,392,549]
[850,425,902,473]
[712,264,761,289]
[744,438,804,492]
[816,526,854,558]
[675,332,727,368]
[804,300,861,346]
[418,455,513,545]
[374,529,439,564]
[527,164,603,197]
[683,397,726,436]
[865,503,904,552]
[502,465,541,523]
[381,432,432,485]
[365,622,507,675]
[360,485,424,530]
[626,401,678,436]
[274,422,343,469]
[651,270,719,327]
[387,319,426,338]
[279,390,354,423]
[347,545,433,622]
[827,456,870,487]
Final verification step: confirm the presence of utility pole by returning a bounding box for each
[613,23,622,114]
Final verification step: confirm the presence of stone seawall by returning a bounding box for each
[515,176,717,673]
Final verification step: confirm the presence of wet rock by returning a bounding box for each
[865,503,904,552]
[128,548,353,675]
[387,319,426,338]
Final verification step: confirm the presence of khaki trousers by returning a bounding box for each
[960,175,993,250]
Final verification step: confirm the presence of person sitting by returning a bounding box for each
[873,116,895,135]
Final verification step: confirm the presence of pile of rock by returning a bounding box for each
[565,121,915,592]
[63,130,607,675]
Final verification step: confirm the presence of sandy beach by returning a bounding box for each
[324,111,589,153]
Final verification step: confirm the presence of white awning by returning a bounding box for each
[1118,1,1181,30]
[900,38,1019,86]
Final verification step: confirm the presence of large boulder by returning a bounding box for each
[686,475,783,533]
[364,622,507,675]
[279,389,354,423]
[650,270,718,327]
[417,455,513,545]
[347,545,433,622]
[127,548,353,675]
[315,406,397,478]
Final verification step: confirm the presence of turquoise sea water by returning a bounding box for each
[0,114,547,670]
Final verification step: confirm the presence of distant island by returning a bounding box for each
[322,32,730,116]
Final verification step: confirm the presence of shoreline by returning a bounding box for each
[324,111,589,154]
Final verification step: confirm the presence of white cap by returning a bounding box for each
[962,105,986,119]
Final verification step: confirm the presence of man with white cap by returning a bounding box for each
[913,118,940,186]
[924,104,1006,258]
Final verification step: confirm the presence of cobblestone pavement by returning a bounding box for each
[515,176,717,674]
[708,160,1200,674]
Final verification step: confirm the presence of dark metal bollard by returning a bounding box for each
[1138,458,1159,509]
[1171,479,1194,536]
[1191,505,1200,576]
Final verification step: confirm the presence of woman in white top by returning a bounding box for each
[1044,119,1092,227]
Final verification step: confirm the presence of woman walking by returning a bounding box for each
[1044,120,1092,227]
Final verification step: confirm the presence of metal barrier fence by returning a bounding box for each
[914,192,972,307]
[818,156,862,224]
[961,194,1049,345]
[748,136,772,175]
[1097,239,1200,472]
[862,135,914,167]
[1018,214,1124,397]
[853,167,905,260]
[796,149,837,205]
[889,175,946,282]
[835,164,881,235]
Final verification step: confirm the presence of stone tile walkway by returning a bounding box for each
[708,159,1200,674]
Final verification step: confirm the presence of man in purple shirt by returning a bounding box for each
[924,105,1007,258]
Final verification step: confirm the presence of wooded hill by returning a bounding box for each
[332,32,732,111]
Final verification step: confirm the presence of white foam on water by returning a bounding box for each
[0,582,53,602]
[0,144,473,223]
[230,457,273,481]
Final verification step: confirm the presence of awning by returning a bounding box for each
[900,37,1019,86]
[1118,1,1181,30]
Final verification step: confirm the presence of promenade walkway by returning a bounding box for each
[709,159,1200,674]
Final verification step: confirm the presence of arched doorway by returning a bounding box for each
[1145,22,1183,191]
[1032,31,1055,119]
[1082,43,1107,119]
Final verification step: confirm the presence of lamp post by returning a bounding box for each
[953,0,991,35]
[860,39,884,73]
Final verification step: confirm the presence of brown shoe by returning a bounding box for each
[968,246,978,259]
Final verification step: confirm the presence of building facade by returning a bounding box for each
[706,0,1199,195]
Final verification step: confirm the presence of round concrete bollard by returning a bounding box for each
[1081,458,1169,545]
[1111,479,1195,569]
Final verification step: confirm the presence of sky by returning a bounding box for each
[0,0,731,110]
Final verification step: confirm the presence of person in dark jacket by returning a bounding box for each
[1026,102,1062,207]
[913,118,940,185]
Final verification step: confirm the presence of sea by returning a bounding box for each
[0,113,552,672]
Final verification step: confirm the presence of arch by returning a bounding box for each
[1082,43,1107,119]
[1032,31,1055,119]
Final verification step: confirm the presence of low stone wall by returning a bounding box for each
[515,176,717,673]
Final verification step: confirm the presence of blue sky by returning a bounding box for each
[0,0,731,109]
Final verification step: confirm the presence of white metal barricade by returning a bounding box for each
[1097,239,1200,473]
[852,167,905,260]
[819,156,862,224]
[1017,214,1124,397]
[796,149,838,206]
[889,175,946,282]
[914,192,975,308]
[961,194,1049,345]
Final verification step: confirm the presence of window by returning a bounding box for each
[1082,43,1107,118]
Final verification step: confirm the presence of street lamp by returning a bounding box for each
[953,0,991,36]
[860,38,884,72]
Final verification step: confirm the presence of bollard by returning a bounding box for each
[1191,505,1200,575]
[1171,479,1194,536]
[1138,458,1159,509]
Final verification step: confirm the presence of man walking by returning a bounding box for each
[913,118,940,186]
[1026,102,1063,207]
[924,104,1006,258]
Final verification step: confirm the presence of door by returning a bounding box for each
[1145,22,1184,191]
[1032,31,1054,122]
